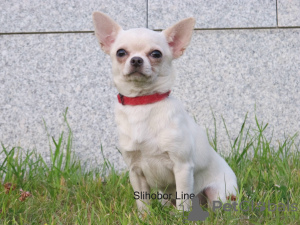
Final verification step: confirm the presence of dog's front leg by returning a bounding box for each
[174,163,194,211]
[130,166,150,214]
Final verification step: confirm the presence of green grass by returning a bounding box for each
[0,110,299,224]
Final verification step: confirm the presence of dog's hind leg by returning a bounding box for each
[202,182,237,207]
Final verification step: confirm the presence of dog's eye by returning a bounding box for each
[116,49,127,57]
[150,50,162,58]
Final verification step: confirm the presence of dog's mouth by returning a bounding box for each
[123,71,153,83]
[126,70,148,77]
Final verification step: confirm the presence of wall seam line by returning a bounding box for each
[2,26,300,36]
[276,0,279,27]
[146,0,148,28]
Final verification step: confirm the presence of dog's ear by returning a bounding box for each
[92,12,122,54]
[162,18,195,59]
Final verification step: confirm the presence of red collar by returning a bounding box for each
[117,91,171,106]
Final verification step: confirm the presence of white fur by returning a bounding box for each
[93,11,238,212]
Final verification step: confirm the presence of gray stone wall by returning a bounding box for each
[1,0,299,171]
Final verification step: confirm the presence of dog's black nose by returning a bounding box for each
[130,57,143,67]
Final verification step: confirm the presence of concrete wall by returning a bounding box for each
[1,0,299,171]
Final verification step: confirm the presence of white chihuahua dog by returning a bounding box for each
[92,12,237,213]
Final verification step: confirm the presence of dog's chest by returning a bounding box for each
[115,103,176,188]
[115,103,168,152]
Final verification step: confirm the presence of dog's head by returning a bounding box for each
[93,12,195,97]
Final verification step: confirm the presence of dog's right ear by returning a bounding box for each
[92,12,122,54]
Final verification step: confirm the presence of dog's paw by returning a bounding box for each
[177,199,192,211]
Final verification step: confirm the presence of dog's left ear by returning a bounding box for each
[163,18,195,59]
